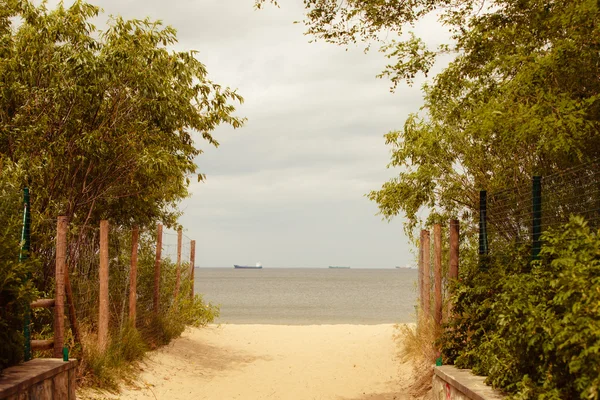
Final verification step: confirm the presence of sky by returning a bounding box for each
[44,0,449,268]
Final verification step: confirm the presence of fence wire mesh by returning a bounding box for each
[485,161,600,256]
[59,224,197,355]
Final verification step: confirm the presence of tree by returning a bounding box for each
[0,0,245,230]
[256,0,600,233]
[0,0,241,372]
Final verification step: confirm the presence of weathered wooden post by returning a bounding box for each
[433,224,443,327]
[174,229,182,297]
[449,220,459,281]
[422,229,431,319]
[418,230,425,314]
[153,224,163,314]
[98,220,109,352]
[190,240,196,299]
[54,216,68,358]
[129,226,139,326]
[448,219,460,319]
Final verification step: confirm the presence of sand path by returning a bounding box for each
[84,324,411,400]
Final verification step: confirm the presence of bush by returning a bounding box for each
[441,216,600,399]
[0,170,38,374]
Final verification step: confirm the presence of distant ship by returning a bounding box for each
[328,266,350,269]
[234,262,262,269]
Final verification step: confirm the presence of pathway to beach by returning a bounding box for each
[85,324,412,400]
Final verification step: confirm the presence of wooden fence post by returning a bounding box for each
[129,226,139,326]
[448,219,460,318]
[174,229,182,297]
[98,220,109,352]
[433,224,443,327]
[54,216,68,358]
[422,230,431,319]
[153,224,163,314]
[190,240,196,299]
[418,230,425,314]
[449,220,459,282]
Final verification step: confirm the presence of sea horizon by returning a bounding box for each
[194,267,418,325]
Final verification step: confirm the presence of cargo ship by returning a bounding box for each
[234,262,262,269]
[328,266,350,269]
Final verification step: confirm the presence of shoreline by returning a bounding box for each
[80,323,412,400]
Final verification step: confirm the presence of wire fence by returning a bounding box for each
[19,215,200,371]
[482,160,600,260]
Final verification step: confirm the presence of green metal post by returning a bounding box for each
[479,190,488,270]
[532,176,542,261]
[20,188,31,361]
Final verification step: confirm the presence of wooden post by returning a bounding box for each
[449,220,459,282]
[448,219,460,319]
[98,220,109,352]
[174,229,182,297]
[54,216,68,358]
[422,230,431,319]
[129,226,139,326]
[418,230,425,313]
[153,224,163,314]
[190,240,196,299]
[433,224,443,327]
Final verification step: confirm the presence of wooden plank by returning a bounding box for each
[153,224,163,314]
[190,240,196,299]
[6,392,27,400]
[54,216,68,358]
[434,224,443,327]
[31,340,54,351]
[99,220,109,352]
[0,359,77,399]
[30,299,55,309]
[129,226,139,326]
[52,370,68,399]
[68,364,76,399]
[29,378,52,400]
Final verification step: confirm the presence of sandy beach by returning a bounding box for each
[82,324,412,400]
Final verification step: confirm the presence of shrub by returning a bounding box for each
[441,216,600,399]
[0,170,38,374]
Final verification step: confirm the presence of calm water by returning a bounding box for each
[194,268,418,324]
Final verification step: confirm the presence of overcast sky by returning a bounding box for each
[46,0,449,268]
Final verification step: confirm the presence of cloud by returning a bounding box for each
[42,0,449,268]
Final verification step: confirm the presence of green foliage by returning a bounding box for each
[441,217,600,399]
[257,0,600,238]
[0,0,244,230]
[0,166,37,374]
[1,0,229,380]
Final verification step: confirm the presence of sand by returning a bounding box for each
[80,324,413,400]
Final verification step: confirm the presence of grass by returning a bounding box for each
[395,314,442,399]
[75,292,219,393]
[76,322,146,392]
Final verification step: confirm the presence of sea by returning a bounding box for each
[193,268,418,325]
